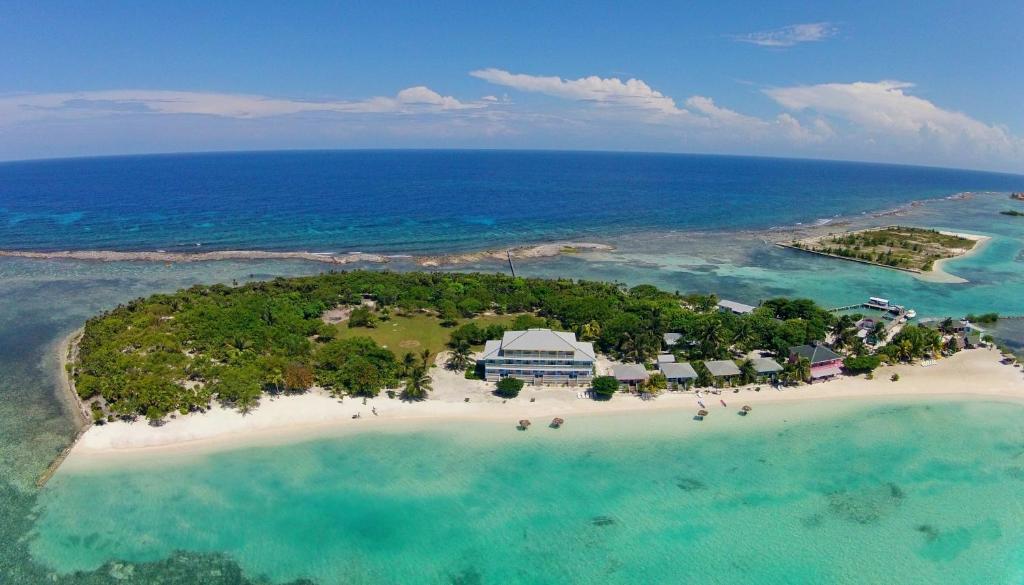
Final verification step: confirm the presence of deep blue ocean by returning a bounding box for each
[2,150,1022,253]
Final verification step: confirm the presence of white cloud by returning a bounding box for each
[469,68,682,114]
[0,87,485,125]
[732,22,837,47]
[764,80,1022,158]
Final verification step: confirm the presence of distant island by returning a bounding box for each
[778,226,986,278]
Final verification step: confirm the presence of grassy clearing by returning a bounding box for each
[334,312,518,356]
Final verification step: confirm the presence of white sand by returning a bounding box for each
[62,348,1024,468]
[918,232,992,284]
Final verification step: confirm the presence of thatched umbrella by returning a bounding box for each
[518,419,531,430]
[550,417,565,428]
[697,409,709,417]
[739,404,752,416]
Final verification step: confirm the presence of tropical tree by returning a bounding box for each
[783,357,811,384]
[738,358,758,385]
[495,377,524,398]
[591,375,619,400]
[402,366,433,401]
[446,340,473,371]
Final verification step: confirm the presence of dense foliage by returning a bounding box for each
[73,270,835,421]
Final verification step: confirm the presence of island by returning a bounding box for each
[778,225,988,282]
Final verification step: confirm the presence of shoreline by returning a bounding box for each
[60,348,1024,471]
[37,329,91,487]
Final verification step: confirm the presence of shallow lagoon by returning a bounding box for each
[29,400,1024,585]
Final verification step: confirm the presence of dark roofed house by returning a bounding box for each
[614,363,650,390]
[658,362,698,389]
[704,359,741,387]
[789,343,843,381]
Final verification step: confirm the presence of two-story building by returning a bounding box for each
[480,328,596,386]
[788,343,844,381]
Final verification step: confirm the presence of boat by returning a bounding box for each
[905,310,917,319]
[720,399,727,407]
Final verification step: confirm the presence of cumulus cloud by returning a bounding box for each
[764,80,1022,158]
[732,22,837,47]
[0,86,485,125]
[469,68,682,114]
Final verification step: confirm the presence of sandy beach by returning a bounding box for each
[921,231,993,283]
[62,348,1024,468]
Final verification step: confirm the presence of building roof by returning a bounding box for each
[663,332,682,347]
[751,357,783,374]
[659,362,698,380]
[480,328,596,361]
[789,344,843,364]
[656,353,676,363]
[704,360,741,377]
[614,363,650,381]
[718,299,756,314]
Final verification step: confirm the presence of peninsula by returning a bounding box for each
[778,225,988,282]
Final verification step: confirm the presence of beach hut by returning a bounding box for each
[518,419,531,430]
[751,357,783,383]
[704,360,741,387]
[614,363,650,391]
[550,417,565,428]
[658,362,698,390]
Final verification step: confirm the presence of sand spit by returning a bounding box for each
[0,241,613,268]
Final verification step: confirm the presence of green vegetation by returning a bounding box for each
[965,312,999,324]
[878,325,943,362]
[591,376,619,400]
[842,354,882,374]
[792,226,976,271]
[72,270,837,422]
[495,377,524,398]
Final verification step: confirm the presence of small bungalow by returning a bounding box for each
[704,360,741,387]
[614,363,650,390]
[789,343,844,381]
[657,353,676,365]
[718,299,756,315]
[750,357,783,382]
[663,332,683,349]
[658,362,698,390]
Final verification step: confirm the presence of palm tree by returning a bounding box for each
[420,349,433,369]
[446,341,473,371]
[784,357,811,384]
[578,320,602,341]
[401,352,417,377]
[402,366,432,401]
[731,320,755,352]
[697,319,726,358]
[739,358,758,385]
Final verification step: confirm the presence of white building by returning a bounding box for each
[480,329,596,386]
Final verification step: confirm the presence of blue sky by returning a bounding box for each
[1,1,1022,172]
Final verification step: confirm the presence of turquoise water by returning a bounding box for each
[29,402,1024,584]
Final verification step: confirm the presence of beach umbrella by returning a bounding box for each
[551,417,565,428]
[697,409,709,417]
[518,419,531,430]
[741,405,752,412]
